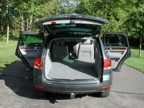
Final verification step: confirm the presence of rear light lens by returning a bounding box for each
[34,58,42,69]
[51,21,56,24]
[104,59,111,70]
[34,84,44,89]
[101,85,111,89]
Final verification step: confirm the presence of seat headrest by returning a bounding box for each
[54,39,65,46]
[82,39,92,44]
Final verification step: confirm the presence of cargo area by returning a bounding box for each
[45,37,101,80]
[48,60,97,80]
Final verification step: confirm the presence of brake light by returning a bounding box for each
[51,21,56,24]
[104,59,111,70]
[101,85,111,89]
[34,84,44,89]
[34,58,42,69]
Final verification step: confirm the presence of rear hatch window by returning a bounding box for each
[39,14,108,35]
[46,23,100,34]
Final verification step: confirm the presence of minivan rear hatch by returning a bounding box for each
[39,14,108,35]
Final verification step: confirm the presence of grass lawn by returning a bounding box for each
[125,48,144,73]
[0,40,19,70]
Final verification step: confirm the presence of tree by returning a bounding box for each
[0,0,10,43]
[124,0,144,57]
[59,0,80,14]
[76,0,128,33]
[0,0,5,40]
[2,0,144,50]
[2,0,61,41]
[8,0,61,30]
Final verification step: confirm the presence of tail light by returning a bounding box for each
[34,84,44,89]
[101,85,111,89]
[34,58,42,69]
[104,59,111,70]
[51,21,56,24]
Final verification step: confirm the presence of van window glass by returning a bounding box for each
[103,34,128,47]
[20,34,43,46]
[46,23,100,33]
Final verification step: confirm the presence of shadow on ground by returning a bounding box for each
[0,61,99,103]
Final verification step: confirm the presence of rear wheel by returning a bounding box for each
[99,89,110,97]
[34,89,46,98]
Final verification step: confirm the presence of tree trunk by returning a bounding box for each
[0,10,3,36]
[139,36,142,57]
[20,13,24,31]
[29,16,33,31]
[0,0,5,41]
[6,23,9,43]
[26,18,29,31]
[26,17,33,31]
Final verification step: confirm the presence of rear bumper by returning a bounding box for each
[34,80,111,94]
[34,68,112,94]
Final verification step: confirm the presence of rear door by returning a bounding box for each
[15,31,44,70]
[39,14,108,35]
[103,32,131,71]
[39,14,108,79]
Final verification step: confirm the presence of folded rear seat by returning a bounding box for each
[52,43,69,60]
[78,39,94,62]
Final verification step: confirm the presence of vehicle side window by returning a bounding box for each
[20,34,43,46]
[103,34,128,47]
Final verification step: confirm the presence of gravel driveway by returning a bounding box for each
[0,61,144,108]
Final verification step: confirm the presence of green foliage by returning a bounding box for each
[1,0,144,41]
[124,1,144,39]
[76,0,127,33]
[1,0,59,36]
[77,0,144,40]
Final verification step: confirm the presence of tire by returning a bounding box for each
[99,89,110,97]
[34,89,46,98]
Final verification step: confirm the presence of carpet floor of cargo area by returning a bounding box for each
[48,61,97,80]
